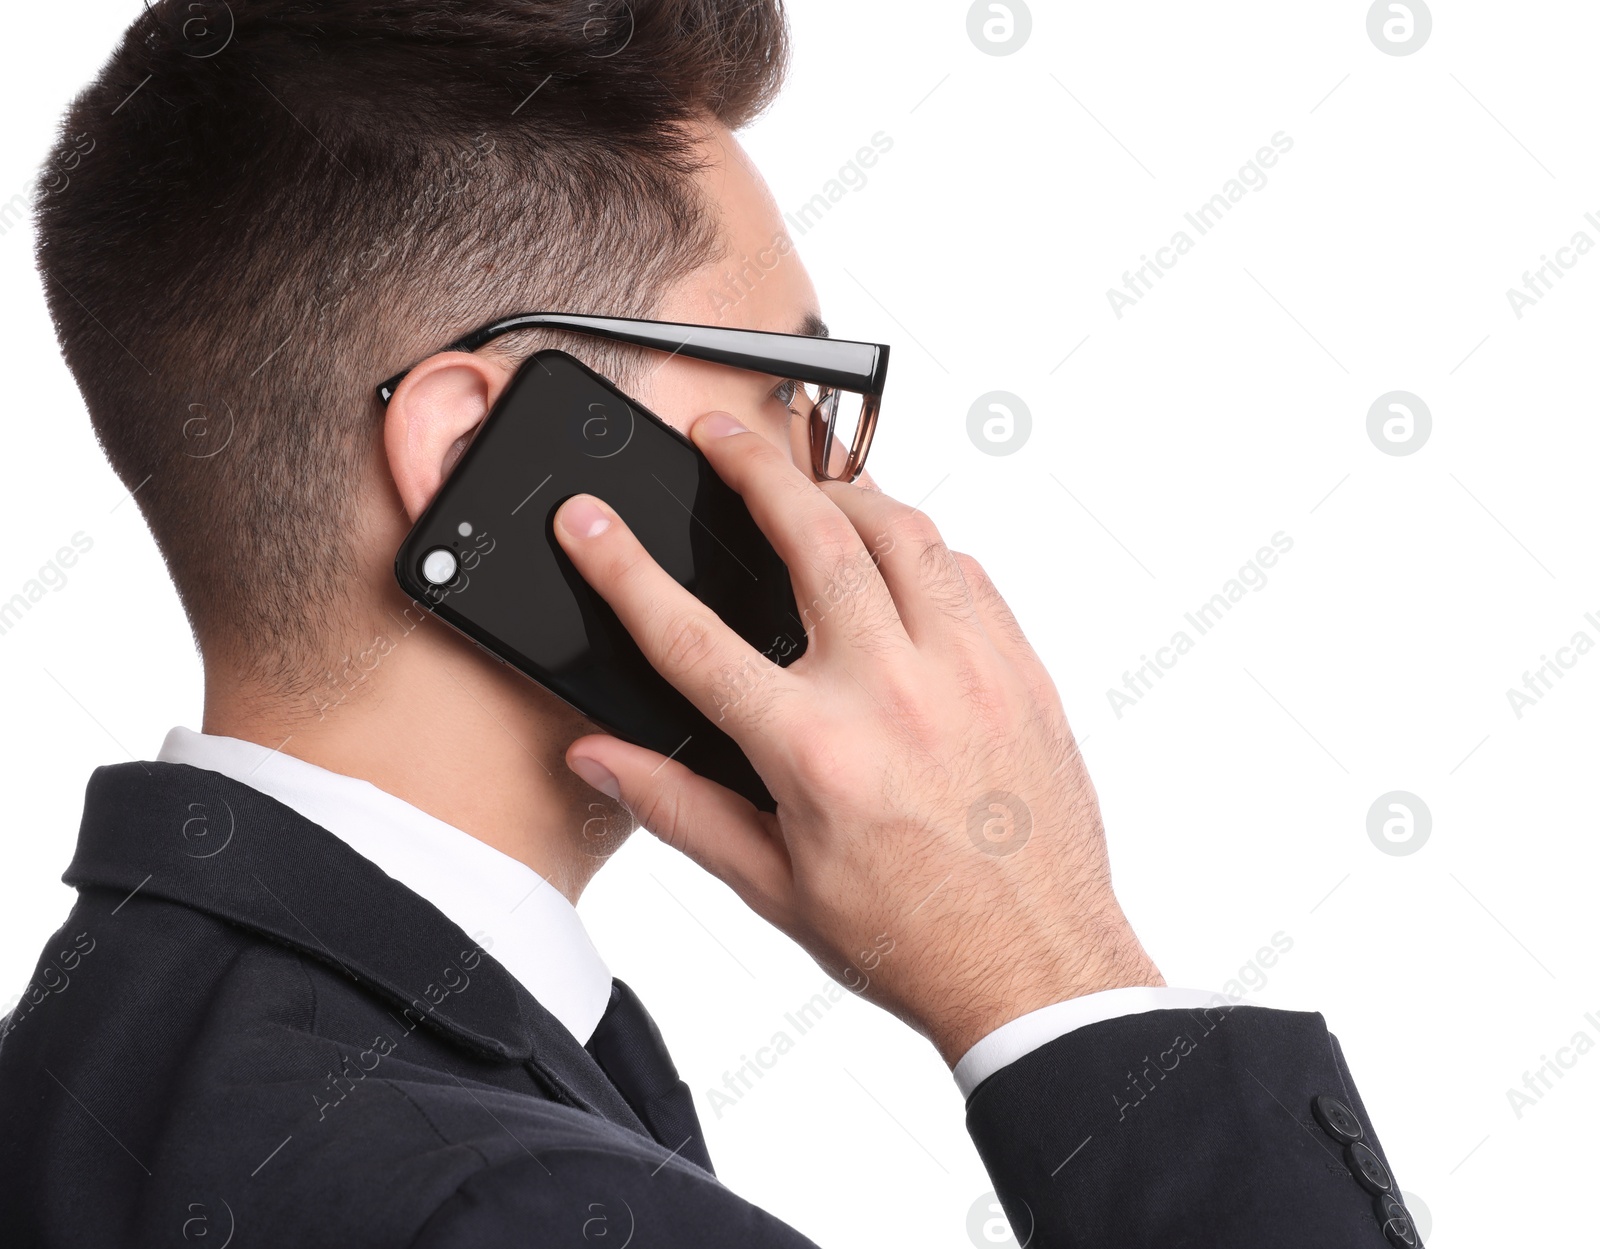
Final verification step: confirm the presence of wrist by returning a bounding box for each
[925,908,1164,1067]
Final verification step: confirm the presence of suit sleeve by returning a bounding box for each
[964,1004,1422,1248]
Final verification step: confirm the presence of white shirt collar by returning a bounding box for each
[155,726,612,1046]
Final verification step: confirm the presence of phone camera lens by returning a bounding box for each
[421,547,459,586]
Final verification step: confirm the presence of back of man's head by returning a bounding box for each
[36,0,788,683]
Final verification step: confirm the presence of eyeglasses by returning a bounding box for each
[376,312,890,483]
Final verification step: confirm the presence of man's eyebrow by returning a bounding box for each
[795,312,830,339]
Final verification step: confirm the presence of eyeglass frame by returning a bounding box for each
[375,311,890,483]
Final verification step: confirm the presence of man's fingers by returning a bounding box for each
[566,735,791,909]
[689,412,907,657]
[820,481,987,652]
[553,492,794,735]
[950,550,1054,687]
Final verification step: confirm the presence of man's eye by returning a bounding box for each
[771,379,798,408]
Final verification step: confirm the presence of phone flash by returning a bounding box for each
[421,548,459,586]
[457,522,473,537]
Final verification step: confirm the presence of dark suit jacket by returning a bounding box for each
[0,763,1420,1246]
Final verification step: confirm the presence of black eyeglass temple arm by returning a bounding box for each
[376,312,887,404]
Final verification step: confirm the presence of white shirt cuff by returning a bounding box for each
[952,987,1229,1098]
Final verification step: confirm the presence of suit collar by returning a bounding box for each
[64,761,638,1124]
[152,727,614,1047]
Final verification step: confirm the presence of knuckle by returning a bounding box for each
[789,726,858,791]
[1016,666,1059,718]
[605,541,655,594]
[917,534,958,582]
[895,508,943,549]
[949,650,1026,733]
[770,462,828,519]
[956,551,1031,643]
[952,550,989,587]
[920,546,970,616]
[902,543,969,632]
[657,612,717,674]
[904,518,956,572]
[807,521,866,573]
[879,674,939,744]
[634,784,685,846]
[797,546,884,635]
[951,658,1006,723]
[953,552,1003,608]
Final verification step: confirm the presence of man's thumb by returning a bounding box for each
[565,736,788,906]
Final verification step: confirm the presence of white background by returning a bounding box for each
[1,2,1596,1245]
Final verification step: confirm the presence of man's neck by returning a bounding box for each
[199,618,630,902]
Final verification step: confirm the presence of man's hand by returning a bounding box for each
[554,410,1163,1066]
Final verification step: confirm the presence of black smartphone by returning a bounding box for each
[394,349,807,812]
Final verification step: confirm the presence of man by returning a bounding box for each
[0,1,1421,1245]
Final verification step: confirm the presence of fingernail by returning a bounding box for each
[569,756,620,800]
[695,411,746,439]
[558,495,612,539]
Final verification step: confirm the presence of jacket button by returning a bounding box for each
[1376,1192,1420,1247]
[1311,1093,1364,1144]
[1347,1141,1392,1194]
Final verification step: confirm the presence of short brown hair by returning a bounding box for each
[37,0,788,677]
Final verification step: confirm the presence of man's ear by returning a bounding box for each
[383,352,512,522]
